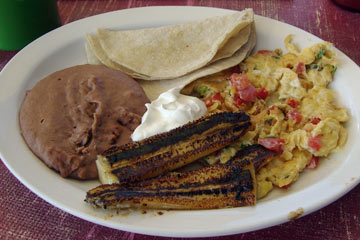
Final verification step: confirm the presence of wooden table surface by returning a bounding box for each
[1,0,360,239]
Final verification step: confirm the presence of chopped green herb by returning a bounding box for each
[253,65,258,70]
[264,135,276,138]
[329,64,337,74]
[272,55,281,60]
[197,85,209,96]
[307,64,323,70]
[315,46,325,60]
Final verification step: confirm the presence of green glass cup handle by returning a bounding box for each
[0,0,61,51]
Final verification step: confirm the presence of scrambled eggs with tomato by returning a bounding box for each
[183,35,349,199]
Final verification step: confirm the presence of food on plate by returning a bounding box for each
[27,7,346,211]
[86,9,254,80]
[96,111,251,184]
[86,145,276,210]
[184,35,349,198]
[19,64,150,179]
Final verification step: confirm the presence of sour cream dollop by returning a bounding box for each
[131,87,207,141]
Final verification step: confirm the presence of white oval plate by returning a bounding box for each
[0,6,360,238]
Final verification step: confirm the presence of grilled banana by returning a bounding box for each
[85,145,277,210]
[86,154,256,210]
[232,144,277,172]
[97,111,251,184]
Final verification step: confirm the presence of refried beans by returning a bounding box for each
[19,64,150,179]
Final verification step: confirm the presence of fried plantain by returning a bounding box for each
[86,145,277,210]
[86,157,255,210]
[97,111,251,184]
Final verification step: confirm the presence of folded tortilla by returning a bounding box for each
[85,34,149,78]
[137,23,256,101]
[210,24,251,63]
[87,9,254,79]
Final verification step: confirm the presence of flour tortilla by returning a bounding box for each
[138,23,256,101]
[85,34,149,79]
[95,9,254,79]
[210,24,251,63]
[85,41,102,65]
[86,24,250,80]
[130,23,253,81]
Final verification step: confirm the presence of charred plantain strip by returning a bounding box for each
[229,144,278,172]
[104,111,250,162]
[86,159,256,210]
[120,158,253,190]
[86,145,277,210]
[97,111,250,184]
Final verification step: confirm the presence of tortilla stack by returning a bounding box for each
[85,9,256,100]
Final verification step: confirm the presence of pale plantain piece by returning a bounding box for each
[86,155,256,210]
[97,111,251,184]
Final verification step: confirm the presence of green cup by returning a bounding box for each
[0,0,61,50]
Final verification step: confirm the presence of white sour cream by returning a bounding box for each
[131,87,207,141]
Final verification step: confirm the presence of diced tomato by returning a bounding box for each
[308,134,322,151]
[258,138,285,153]
[281,183,292,189]
[258,50,273,56]
[287,109,302,124]
[287,98,299,108]
[257,87,269,99]
[230,73,258,102]
[230,73,249,90]
[212,92,222,102]
[233,93,244,107]
[239,84,258,102]
[310,117,321,125]
[296,62,305,75]
[204,92,223,108]
[306,156,319,169]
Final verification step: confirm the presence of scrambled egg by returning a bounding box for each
[184,35,349,199]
